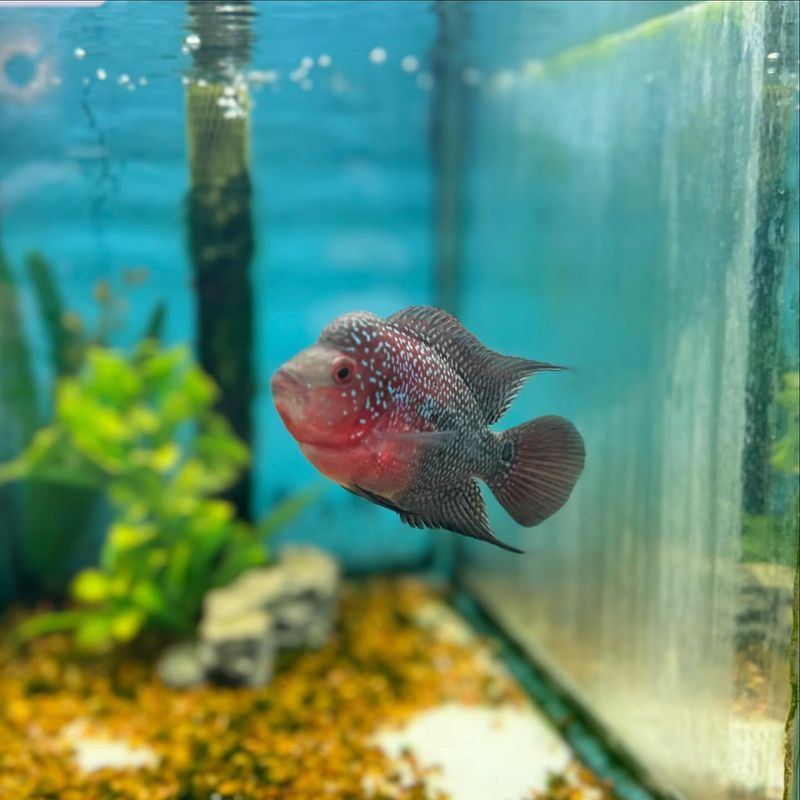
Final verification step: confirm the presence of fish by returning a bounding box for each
[270,306,585,553]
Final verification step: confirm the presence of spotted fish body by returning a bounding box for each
[270,306,585,552]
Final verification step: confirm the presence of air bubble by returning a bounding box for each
[318,54,332,68]
[96,68,107,80]
[300,56,314,70]
[117,73,130,85]
[401,55,419,73]
[767,51,779,61]
[184,33,201,50]
[369,47,387,65]
[249,69,278,85]
[74,47,86,59]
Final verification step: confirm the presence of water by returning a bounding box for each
[0,2,798,798]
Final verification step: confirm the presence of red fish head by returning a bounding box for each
[271,341,382,449]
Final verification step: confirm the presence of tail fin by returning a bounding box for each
[487,416,585,527]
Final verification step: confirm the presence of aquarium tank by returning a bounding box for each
[0,1,798,799]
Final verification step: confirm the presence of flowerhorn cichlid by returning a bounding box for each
[270,306,585,553]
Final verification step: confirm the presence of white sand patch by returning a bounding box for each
[62,721,159,772]
[375,703,582,800]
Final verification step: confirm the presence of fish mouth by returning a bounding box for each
[270,366,306,394]
[270,367,309,419]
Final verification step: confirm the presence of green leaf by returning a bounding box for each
[26,252,84,376]
[0,428,103,489]
[0,249,38,454]
[110,608,146,642]
[109,521,156,551]
[72,569,110,604]
[131,581,165,614]
[85,347,141,407]
[12,610,87,644]
[75,614,115,651]
[257,487,320,539]
[212,532,267,588]
[141,302,167,342]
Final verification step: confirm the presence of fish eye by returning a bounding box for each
[332,357,355,385]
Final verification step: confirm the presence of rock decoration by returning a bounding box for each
[157,546,341,688]
[155,641,204,689]
[735,561,794,652]
[199,610,275,688]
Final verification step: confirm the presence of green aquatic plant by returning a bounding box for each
[741,372,800,566]
[771,372,800,477]
[0,252,38,604]
[0,250,165,598]
[3,341,311,650]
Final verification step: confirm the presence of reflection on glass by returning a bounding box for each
[459,3,799,798]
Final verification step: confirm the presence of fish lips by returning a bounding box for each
[270,366,309,422]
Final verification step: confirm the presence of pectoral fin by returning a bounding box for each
[360,428,457,465]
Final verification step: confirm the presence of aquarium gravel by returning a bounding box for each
[0,578,607,800]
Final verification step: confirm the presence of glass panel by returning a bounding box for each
[458,2,799,798]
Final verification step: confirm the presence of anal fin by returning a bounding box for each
[344,481,523,554]
[397,481,523,553]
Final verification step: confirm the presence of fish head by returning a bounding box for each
[271,343,361,447]
[272,314,396,450]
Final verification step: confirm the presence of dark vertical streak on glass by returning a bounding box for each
[430,0,471,318]
[185,0,256,519]
[741,3,795,518]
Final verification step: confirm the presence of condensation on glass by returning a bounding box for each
[457,2,799,798]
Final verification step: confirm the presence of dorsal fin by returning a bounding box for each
[387,306,563,425]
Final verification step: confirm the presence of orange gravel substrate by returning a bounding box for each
[0,578,604,800]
